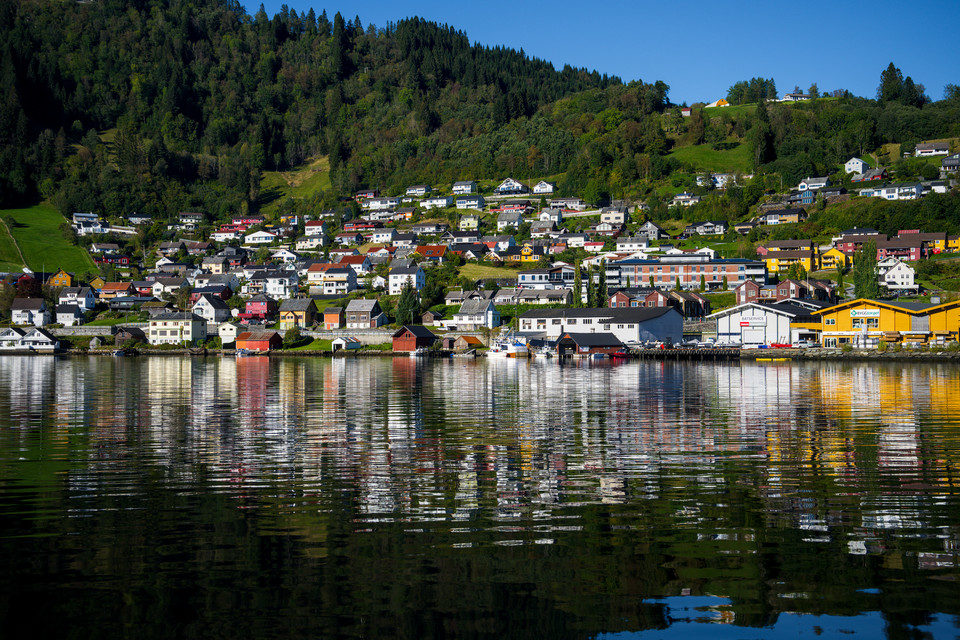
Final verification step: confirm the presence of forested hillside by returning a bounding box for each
[1,0,958,227]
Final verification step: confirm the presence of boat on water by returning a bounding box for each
[486,339,529,358]
[235,348,254,357]
[409,347,429,357]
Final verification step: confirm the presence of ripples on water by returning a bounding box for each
[0,355,959,639]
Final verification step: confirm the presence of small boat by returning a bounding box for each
[111,349,125,357]
[611,350,630,359]
[486,339,529,358]
[409,347,429,357]
[235,348,252,357]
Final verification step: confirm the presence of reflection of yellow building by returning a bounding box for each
[814,298,960,347]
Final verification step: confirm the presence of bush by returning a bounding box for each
[840,343,853,352]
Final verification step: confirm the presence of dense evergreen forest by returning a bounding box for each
[0,0,958,225]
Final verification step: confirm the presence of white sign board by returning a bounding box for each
[850,309,881,318]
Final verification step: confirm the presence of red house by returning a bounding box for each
[392,325,437,352]
[238,294,278,323]
[236,330,282,352]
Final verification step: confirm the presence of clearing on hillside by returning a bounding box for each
[2,203,96,274]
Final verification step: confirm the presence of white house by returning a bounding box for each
[798,176,830,191]
[494,177,528,195]
[421,195,454,210]
[371,228,396,244]
[148,312,207,346]
[533,180,556,195]
[304,220,327,236]
[59,287,96,311]
[192,295,232,324]
[878,257,917,292]
[845,157,870,174]
[860,183,923,201]
[389,264,425,296]
[244,230,279,245]
[915,142,950,157]
[539,208,563,224]
[497,211,524,231]
[296,236,327,252]
[405,185,432,197]
[516,307,683,345]
[453,299,500,330]
[456,195,485,210]
[452,181,477,194]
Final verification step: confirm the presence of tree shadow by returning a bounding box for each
[256,186,283,208]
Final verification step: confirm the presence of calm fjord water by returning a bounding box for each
[0,355,959,639]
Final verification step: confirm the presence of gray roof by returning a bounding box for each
[12,298,44,310]
[346,299,379,313]
[458,299,495,314]
[152,312,203,322]
[559,332,624,348]
[195,294,229,309]
[518,307,675,322]
[279,298,316,312]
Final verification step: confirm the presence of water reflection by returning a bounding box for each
[1,356,959,638]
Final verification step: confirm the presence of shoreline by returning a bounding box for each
[5,347,960,363]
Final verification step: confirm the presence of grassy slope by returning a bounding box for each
[459,263,521,280]
[2,203,96,274]
[668,142,752,174]
[260,156,332,215]
[0,218,24,271]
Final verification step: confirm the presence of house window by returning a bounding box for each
[552,319,561,325]
[568,319,577,325]
[825,318,836,325]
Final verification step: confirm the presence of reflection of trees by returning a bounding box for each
[2,358,960,637]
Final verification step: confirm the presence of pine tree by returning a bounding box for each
[853,239,879,299]
[597,259,607,304]
[395,282,418,325]
[573,260,583,308]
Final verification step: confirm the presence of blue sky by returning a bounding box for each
[250,0,958,106]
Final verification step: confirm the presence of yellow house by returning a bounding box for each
[763,250,816,274]
[819,248,849,271]
[925,299,960,343]
[948,235,960,253]
[47,269,75,287]
[813,299,934,348]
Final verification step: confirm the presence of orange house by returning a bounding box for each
[47,269,75,287]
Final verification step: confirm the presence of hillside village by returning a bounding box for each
[2,144,960,355]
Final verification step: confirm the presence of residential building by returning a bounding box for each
[192,294,232,324]
[452,181,477,195]
[148,312,207,345]
[845,157,870,174]
[533,180,556,194]
[345,299,387,329]
[878,257,917,292]
[392,325,437,352]
[389,265,425,296]
[798,176,830,191]
[516,307,684,345]
[278,298,318,330]
[453,299,500,329]
[494,178,528,195]
[915,142,950,156]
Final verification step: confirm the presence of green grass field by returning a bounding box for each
[288,338,333,351]
[0,217,24,270]
[459,263,521,280]
[1,203,96,274]
[668,142,752,174]
[260,156,332,214]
